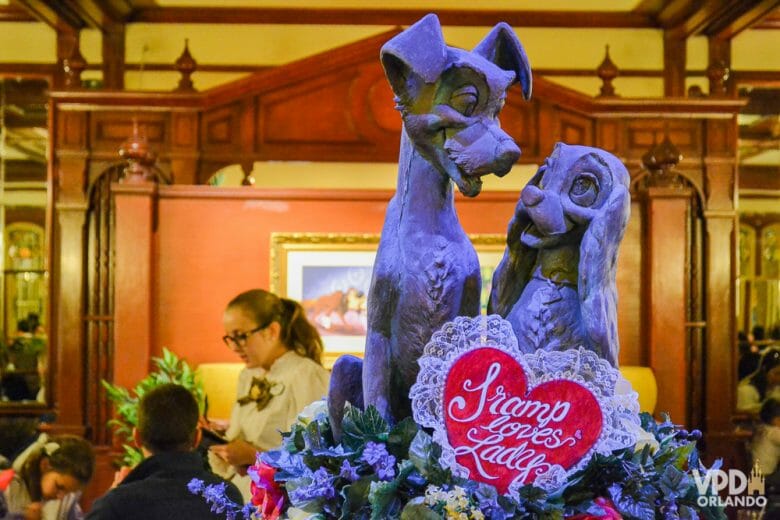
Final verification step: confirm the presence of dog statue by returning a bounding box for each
[489,143,630,367]
[328,14,532,429]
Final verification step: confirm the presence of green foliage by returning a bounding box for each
[261,407,726,520]
[102,347,205,467]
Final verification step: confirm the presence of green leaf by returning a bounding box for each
[367,460,414,520]
[339,477,373,520]
[399,501,440,520]
[341,406,389,451]
[101,348,204,467]
[658,465,690,499]
[386,418,419,459]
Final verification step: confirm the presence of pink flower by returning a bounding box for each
[566,497,622,520]
[248,459,285,519]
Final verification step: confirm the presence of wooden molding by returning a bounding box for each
[130,6,654,28]
[0,3,36,21]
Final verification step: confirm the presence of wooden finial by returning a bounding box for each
[596,45,619,97]
[174,39,197,92]
[641,134,683,187]
[119,118,157,183]
[63,42,87,90]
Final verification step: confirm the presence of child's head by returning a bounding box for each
[136,383,199,454]
[760,397,780,427]
[21,435,94,501]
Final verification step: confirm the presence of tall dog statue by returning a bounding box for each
[489,143,630,367]
[328,14,531,429]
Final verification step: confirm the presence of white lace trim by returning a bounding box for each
[410,314,640,497]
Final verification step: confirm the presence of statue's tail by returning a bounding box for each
[327,355,364,442]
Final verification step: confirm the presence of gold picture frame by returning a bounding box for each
[270,232,505,368]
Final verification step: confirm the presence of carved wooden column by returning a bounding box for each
[640,137,691,424]
[52,110,89,435]
[102,21,125,90]
[701,117,739,467]
[55,25,79,90]
[663,31,686,97]
[111,132,158,389]
[707,37,731,98]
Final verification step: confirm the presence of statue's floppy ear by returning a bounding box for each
[380,13,448,104]
[473,22,532,100]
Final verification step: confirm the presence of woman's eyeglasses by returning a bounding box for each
[222,323,267,349]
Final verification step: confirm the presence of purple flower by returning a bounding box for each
[361,442,396,480]
[375,455,397,480]
[339,459,360,482]
[187,478,205,494]
[289,467,336,503]
[361,442,388,465]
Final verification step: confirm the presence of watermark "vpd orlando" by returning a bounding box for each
[692,463,766,508]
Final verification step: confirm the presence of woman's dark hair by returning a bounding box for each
[19,435,95,501]
[138,383,199,453]
[748,348,780,399]
[227,289,324,365]
[760,397,780,425]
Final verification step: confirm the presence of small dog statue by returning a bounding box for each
[329,13,531,428]
[489,143,630,367]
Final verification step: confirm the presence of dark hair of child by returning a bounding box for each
[18,435,94,502]
[137,383,199,454]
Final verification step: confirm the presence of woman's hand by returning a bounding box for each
[111,466,133,488]
[23,501,43,520]
[209,439,258,468]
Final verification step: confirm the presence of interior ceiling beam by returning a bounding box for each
[0,3,36,22]
[708,0,780,39]
[130,7,655,28]
[13,0,133,31]
[665,0,780,38]
[13,0,86,30]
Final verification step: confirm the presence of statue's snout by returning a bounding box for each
[521,184,545,207]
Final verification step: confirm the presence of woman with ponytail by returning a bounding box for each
[208,289,329,500]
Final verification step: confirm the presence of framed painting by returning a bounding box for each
[270,232,506,368]
[270,233,379,368]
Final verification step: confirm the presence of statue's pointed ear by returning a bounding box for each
[380,14,448,104]
[473,22,532,100]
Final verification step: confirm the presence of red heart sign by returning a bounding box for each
[443,347,603,493]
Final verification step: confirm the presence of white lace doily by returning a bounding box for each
[410,314,640,496]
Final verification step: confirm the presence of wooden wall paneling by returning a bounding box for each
[557,108,594,146]
[90,112,169,155]
[201,102,242,156]
[536,100,560,159]
[643,188,693,424]
[49,107,90,433]
[625,120,702,163]
[500,90,539,161]
[257,69,389,162]
[595,119,622,155]
[112,183,157,390]
[170,111,200,185]
[616,200,643,366]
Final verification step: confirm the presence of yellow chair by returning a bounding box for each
[619,365,658,414]
[196,363,244,421]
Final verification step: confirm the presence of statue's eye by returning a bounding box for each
[570,174,599,207]
[450,86,478,116]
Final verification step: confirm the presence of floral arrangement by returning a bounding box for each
[190,401,726,520]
